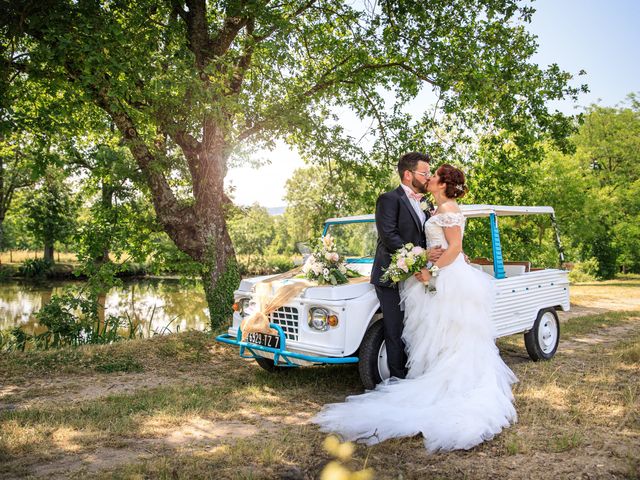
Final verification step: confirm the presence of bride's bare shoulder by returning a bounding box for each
[435,202,461,214]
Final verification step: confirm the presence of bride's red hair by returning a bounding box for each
[436,164,468,199]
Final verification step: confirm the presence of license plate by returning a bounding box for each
[246,331,281,349]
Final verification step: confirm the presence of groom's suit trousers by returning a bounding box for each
[375,285,408,379]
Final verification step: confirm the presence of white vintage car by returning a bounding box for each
[216,205,570,389]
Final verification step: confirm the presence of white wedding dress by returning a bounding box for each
[312,212,518,452]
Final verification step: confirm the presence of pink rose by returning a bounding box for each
[397,257,409,273]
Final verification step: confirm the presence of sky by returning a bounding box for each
[225,0,640,208]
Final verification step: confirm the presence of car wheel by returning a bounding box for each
[524,308,560,361]
[358,320,391,389]
[254,356,286,372]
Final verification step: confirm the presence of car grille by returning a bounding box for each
[270,306,299,341]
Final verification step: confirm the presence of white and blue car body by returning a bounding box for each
[216,205,570,389]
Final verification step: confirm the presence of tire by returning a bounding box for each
[358,321,391,389]
[524,308,560,361]
[254,356,287,372]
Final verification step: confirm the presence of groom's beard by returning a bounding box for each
[412,178,428,194]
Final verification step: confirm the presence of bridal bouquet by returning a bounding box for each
[381,243,428,285]
[301,234,361,285]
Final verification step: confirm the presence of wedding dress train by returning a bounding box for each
[312,213,518,452]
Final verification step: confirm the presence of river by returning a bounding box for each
[0,278,211,336]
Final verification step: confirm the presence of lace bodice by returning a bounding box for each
[425,212,466,249]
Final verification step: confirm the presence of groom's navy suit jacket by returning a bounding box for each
[371,186,430,287]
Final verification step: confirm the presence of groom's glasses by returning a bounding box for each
[411,170,430,179]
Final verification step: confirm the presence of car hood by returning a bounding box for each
[238,275,373,301]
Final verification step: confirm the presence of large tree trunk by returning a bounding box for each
[199,221,239,331]
[191,145,240,331]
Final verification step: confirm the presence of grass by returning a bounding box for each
[569,277,640,312]
[0,330,214,377]
[562,310,640,336]
[1,282,639,479]
[0,250,79,264]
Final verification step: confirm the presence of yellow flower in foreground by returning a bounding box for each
[320,461,351,480]
[320,435,374,480]
[323,435,341,454]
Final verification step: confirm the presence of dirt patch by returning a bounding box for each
[26,418,262,479]
[570,282,640,312]
[558,304,610,321]
[561,321,640,353]
[0,371,207,412]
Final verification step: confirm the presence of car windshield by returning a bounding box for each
[324,221,378,258]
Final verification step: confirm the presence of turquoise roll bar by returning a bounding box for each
[489,213,506,279]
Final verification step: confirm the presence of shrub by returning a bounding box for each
[237,254,296,276]
[18,258,53,278]
[568,258,599,283]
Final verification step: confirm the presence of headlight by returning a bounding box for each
[308,307,330,331]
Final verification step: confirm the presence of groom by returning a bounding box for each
[371,152,443,379]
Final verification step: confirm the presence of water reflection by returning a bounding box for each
[0,279,210,336]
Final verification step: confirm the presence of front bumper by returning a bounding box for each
[215,323,359,367]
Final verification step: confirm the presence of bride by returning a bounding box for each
[312,164,518,453]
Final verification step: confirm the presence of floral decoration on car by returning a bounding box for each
[300,234,362,285]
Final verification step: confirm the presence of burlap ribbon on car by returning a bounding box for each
[239,267,369,341]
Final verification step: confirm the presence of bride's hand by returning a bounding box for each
[414,268,431,283]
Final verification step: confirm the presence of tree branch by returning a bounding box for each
[179,0,215,69]
[212,14,250,58]
[229,17,255,94]
[358,86,391,161]
[235,59,434,142]
[93,91,198,249]
[252,0,316,43]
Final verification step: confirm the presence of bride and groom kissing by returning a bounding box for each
[312,152,518,453]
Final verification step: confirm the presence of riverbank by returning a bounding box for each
[0,251,299,282]
[0,277,638,479]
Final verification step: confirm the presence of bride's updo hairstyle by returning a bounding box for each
[436,164,469,199]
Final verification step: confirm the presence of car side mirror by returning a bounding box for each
[296,242,312,263]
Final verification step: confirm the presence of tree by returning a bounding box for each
[465,96,640,277]
[0,135,35,250]
[24,169,77,262]
[3,0,582,329]
[228,203,276,262]
[284,163,377,245]
[0,31,44,251]
[68,140,153,268]
[570,98,640,277]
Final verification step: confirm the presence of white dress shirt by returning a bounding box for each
[401,184,426,227]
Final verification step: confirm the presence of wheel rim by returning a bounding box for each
[377,340,391,382]
[538,312,558,354]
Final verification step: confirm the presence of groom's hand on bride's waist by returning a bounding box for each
[427,246,445,262]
